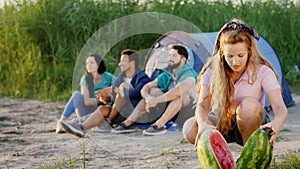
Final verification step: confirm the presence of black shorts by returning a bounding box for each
[223,111,271,146]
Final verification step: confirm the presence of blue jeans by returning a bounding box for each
[62,91,97,119]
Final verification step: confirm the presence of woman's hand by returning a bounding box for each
[194,123,216,150]
[264,90,288,147]
[260,121,280,147]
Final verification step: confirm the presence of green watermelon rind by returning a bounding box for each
[197,129,224,169]
[236,128,273,169]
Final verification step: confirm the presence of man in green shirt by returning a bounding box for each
[112,45,197,136]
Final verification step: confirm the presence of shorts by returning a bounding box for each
[171,98,195,127]
[111,97,142,124]
[223,111,271,146]
[113,97,195,127]
[142,97,195,127]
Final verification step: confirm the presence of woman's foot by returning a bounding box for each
[56,121,65,134]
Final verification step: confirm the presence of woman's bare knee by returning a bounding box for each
[236,98,264,144]
[182,117,198,144]
[237,97,264,122]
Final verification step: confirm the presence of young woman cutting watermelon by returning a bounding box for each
[182,19,288,159]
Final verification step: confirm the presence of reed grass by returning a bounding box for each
[0,0,299,101]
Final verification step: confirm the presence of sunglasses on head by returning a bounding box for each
[220,21,260,40]
[213,21,260,55]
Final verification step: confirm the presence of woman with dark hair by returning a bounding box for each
[56,54,115,133]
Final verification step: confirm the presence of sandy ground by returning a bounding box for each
[0,94,299,169]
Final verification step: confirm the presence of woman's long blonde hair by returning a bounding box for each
[196,19,276,134]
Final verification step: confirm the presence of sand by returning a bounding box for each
[0,94,299,169]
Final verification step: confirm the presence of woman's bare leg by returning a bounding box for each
[182,117,198,144]
[236,97,264,144]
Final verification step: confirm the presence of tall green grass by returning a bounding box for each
[0,0,299,101]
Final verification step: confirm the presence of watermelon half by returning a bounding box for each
[197,129,236,169]
[236,128,273,169]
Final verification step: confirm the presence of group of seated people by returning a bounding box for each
[56,44,197,137]
[55,19,289,169]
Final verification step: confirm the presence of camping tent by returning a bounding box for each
[144,31,211,76]
[145,31,294,108]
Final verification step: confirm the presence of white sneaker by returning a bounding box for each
[56,121,65,134]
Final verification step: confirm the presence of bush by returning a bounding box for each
[0,0,299,101]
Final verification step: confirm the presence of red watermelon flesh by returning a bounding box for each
[209,131,235,169]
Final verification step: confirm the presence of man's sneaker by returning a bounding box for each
[55,121,65,134]
[92,120,112,133]
[143,124,166,136]
[111,122,135,134]
[60,120,86,138]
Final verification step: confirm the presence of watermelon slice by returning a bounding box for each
[197,129,236,169]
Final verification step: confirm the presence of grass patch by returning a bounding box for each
[159,148,178,156]
[37,139,90,169]
[281,128,291,132]
[276,134,286,142]
[5,160,10,169]
[38,160,75,169]
[179,137,188,144]
[289,82,300,95]
[271,150,300,169]
[39,156,77,169]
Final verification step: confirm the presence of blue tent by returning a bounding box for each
[145,31,294,108]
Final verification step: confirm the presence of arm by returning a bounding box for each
[193,85,214,148]
[81,85,98,106]
[260,89,288,146]
[195,85,213,130]
[155,77,195,104]
[123,74,151,99]
[141,80,158,99]
[145,77,196,111]
[109,73,124,99]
